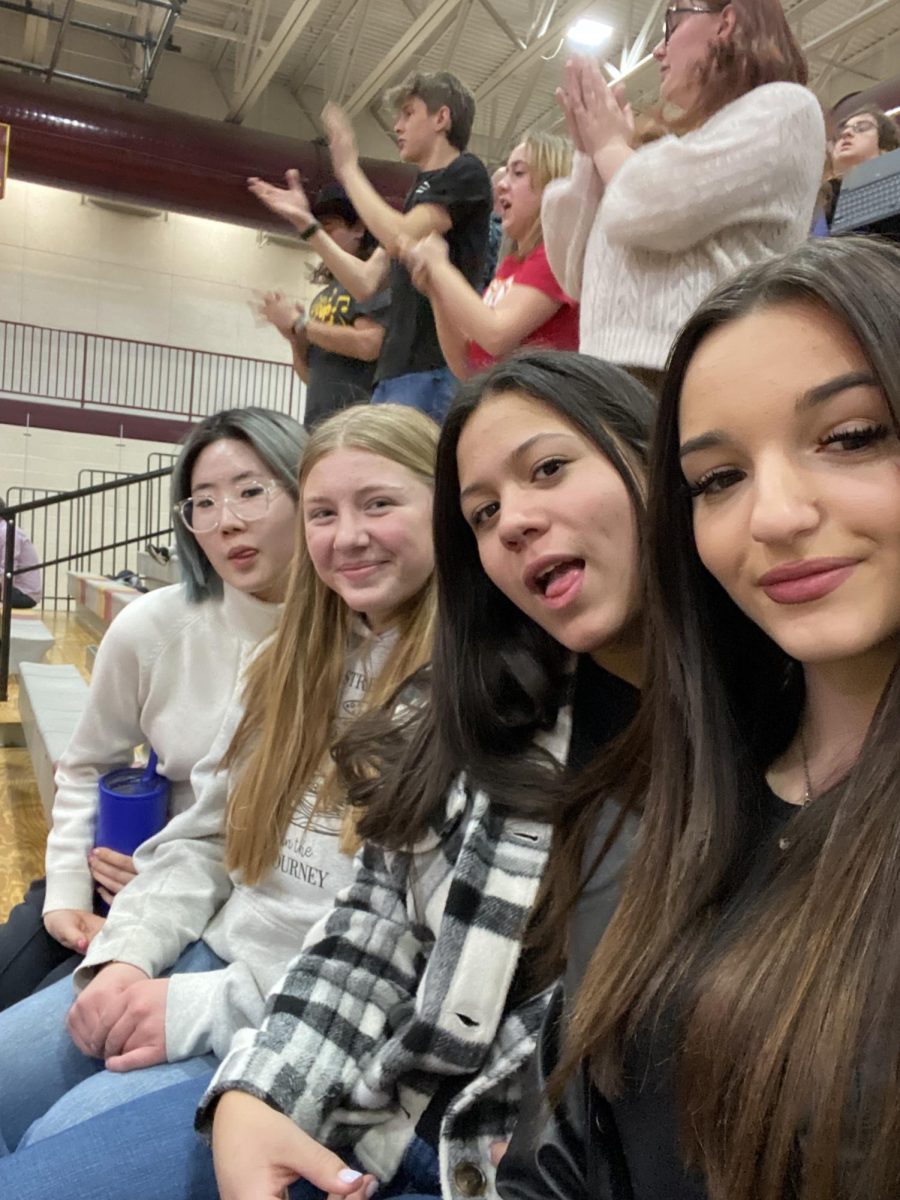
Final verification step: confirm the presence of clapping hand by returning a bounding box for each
[398,232,449,294]
[248,170,315,233]
[251,290,304,339]
[556,56,634,161]
[322,103,359,183]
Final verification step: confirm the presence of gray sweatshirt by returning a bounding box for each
[74,626,397,1062]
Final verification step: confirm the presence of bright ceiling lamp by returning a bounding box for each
[566,17,613,47]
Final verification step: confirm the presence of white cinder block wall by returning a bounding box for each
[1,422,177,497]
[0,179,321,357]
[1,179,320,499]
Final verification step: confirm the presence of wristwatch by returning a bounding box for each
[298,221,322,242]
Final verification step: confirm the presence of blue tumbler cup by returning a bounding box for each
[95,749,170,856]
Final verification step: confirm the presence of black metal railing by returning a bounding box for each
[1,318,302,422]
[1,465,174,700]
[5,453,177,609]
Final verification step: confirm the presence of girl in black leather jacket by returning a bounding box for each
[499,237,900,1200]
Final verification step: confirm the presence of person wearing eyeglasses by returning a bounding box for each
[0,409,305,1013]
[542,0,824,395]
[820,105,900,230]
[0,404,439,1183]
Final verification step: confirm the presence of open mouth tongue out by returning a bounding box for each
[542,560,583,599]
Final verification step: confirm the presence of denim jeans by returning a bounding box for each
[371,368,457,423]
[0,939,224,1154]
[0,1071,441,1200]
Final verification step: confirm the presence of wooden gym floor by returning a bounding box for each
[0,611,94,920]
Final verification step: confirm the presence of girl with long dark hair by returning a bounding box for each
[501,235,900,1200]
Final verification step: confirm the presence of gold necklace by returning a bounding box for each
[799,727,813,806]
[779,728,813,851]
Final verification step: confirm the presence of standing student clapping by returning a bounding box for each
[543,0,824,391]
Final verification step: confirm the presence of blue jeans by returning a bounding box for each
[0,939,224,1154]
[0,1072,441,1200]
[371,368,457,423]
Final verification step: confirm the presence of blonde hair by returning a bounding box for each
[224,404,439,883]
[512,131,573,259]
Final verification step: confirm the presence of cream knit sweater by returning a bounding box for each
[542,82,826,371]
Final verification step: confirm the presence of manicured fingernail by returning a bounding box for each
[338,1169,363,1184]
[365,1181,378,1199]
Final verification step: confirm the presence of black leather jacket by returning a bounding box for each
[497,801,637,1200]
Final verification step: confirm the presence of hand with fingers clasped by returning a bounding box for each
[66,961,149,1061]
[212,1091,378,1200]
[89,845,138,907]
[101,976,171,1071]
[43,908,107,954]
[398,232,449,294]
[556,56,635,172]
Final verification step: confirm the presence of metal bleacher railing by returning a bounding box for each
[1,460,175,701]
[0,318,302,422]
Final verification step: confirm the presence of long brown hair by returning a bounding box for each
[648,0,808,137]
[560,237,900,1200]
[224,404,439,884]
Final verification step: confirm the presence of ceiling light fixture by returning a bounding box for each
[566,18,613,47]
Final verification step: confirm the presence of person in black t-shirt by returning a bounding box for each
[249,71,491,423]
[253,185,389,428]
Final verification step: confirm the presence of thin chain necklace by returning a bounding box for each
[799,726,813,806]
[779,728,813,851]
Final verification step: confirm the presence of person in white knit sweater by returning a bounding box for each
[0,403,438,1157]
[542,0,825,390]
[0,408,306,1012]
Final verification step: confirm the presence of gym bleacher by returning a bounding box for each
[0,556,171,920]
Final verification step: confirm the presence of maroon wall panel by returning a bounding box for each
[0,73,414,230]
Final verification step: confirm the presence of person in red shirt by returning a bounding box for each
[401,132,578,378]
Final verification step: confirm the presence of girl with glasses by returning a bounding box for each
[0,352,654,1200]
[543,0,823,393]
[500,235,900,1200]
[0,408,305,1013]
[0,403,438,1168]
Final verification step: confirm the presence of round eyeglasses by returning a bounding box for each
[663,4,720,44]
[837,119,878,139]
[175,479,282,533]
